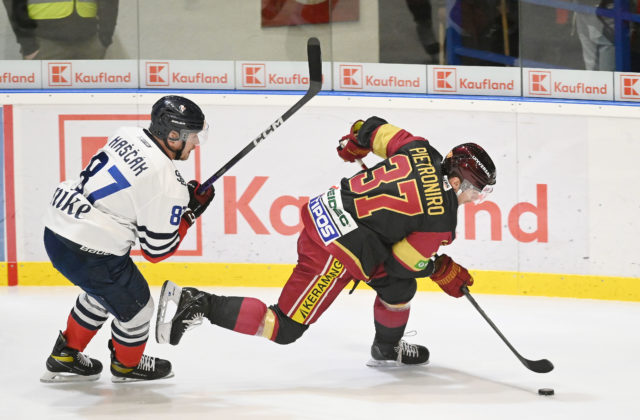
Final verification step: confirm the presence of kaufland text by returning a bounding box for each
[75,72,132,83]
[460,78,515,90]
[1,72,36,83]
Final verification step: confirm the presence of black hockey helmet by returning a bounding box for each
[149,95,207,142]
[443,143,496,190]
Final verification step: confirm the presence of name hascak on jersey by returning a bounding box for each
[107,136,149,176]
[309,188,357,245]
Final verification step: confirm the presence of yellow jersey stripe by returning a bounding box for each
[391,238,431,271]
[371,124,402,159]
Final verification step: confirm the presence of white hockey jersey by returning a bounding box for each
[44,127,190,259]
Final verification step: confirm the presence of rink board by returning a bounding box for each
[0,92,638,301]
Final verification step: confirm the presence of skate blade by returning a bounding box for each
[365,359,430,368]
[40,370,100,383]
[111,371,175,383]
[156,280,182,344]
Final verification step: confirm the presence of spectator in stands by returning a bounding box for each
[2,0,118,60]
[575,0,615,71]
[406,0,440,62]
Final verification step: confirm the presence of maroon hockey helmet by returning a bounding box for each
[443,143,496,190]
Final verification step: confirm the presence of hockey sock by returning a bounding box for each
[110,298,153,367]
[373,296,410,345]
[208,295,278,339]
[64,314,99,352]
[111,339,146,367]
[64,293,109,351]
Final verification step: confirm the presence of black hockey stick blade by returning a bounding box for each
[462,286,554,374]
[306,37,323,94]
[198,37,322,191]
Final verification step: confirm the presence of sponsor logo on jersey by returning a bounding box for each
[309,195,339,244]
[309,188,357,245]
[414,259,429,270]
[50,188,91,219]
[175,170,186,186]
[291,258,344,324]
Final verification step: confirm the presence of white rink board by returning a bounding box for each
[4,93,640,278]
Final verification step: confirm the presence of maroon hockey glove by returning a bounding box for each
[187,180,215,219]
[337,120,370,162]
[430,254,474,298]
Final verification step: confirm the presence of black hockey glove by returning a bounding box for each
[187,180,215,219]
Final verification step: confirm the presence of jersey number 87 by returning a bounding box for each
[75,151,131,204]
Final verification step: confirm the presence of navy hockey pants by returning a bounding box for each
[43,227,150,323]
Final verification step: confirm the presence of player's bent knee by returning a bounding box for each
[376,278,417,305]
[269,305,309,345]
[120,296,154,326]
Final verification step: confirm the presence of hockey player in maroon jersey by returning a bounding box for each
[41,96,215,382]
[157,116,496,366]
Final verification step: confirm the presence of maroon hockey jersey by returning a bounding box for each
[301,117,459,281]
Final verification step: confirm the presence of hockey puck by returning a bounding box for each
[538,388,554,396]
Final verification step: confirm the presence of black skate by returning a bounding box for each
[156,280,209,345]
[40,331,102,383]
[366,338,430,367]
[109,340,174,383]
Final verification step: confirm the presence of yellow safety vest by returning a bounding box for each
[27,0,97,20]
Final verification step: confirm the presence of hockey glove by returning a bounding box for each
[187,180,215,219]
[430,254,473,298]
[337,120,370,162]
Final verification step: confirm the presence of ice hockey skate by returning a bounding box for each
[156,280,210,345]
[108,340,174,382]
[366,338,430,367]
[40,331,102,383]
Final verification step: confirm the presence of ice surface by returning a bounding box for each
[1,286,639,420]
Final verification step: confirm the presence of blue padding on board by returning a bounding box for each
[1,88,640,108]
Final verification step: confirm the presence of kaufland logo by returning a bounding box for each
[243,64,266,88]
[433,68,456,92]
[529,71,551,96]
[340,65,362,89]
[620,74,640,99]
[146,62,169,86]
[0,72,36,84]
[48,62,72,86]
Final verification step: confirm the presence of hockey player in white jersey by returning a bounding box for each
[41,95,215,383]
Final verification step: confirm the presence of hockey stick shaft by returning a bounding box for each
[461,286,554,373]
[198,37,323,192]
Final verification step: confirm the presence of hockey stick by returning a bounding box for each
[198,37,323,192]
[461,285,554,373]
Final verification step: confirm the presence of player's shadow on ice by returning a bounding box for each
[48,381,174,413]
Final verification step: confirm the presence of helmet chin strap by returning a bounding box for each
[164,135,187,160]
